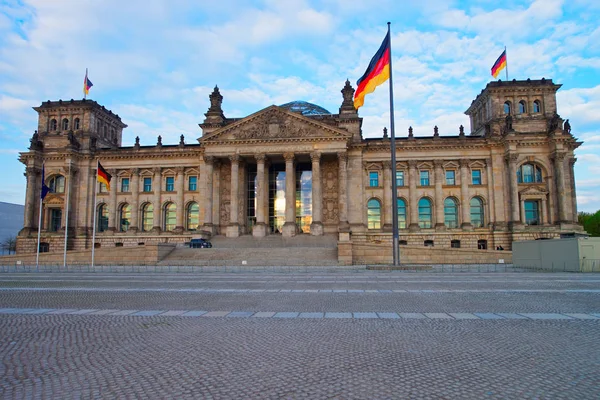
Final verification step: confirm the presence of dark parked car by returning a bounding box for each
[189,238,212,248]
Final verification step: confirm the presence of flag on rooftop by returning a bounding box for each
[353,31,391,109]
[491,49,507,79]
[84,68,93,96]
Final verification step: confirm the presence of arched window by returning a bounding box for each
[62,118,69,130]
[98,204,108,232]
[418,198,432,229]
[517,163,543,183]
[141,203,153,232]
[50,119,57,131]
[74,118,80,130]
[444,197,459,228]
[503,101,511,115]
[48,175,65,193]
[470,197,484,228]
[164,203,176,231]
[119,204,131,232]
[187,202,199,230]
[367,199,381,229]
[397,198,407,229]
[533,100,541,113]
[518,100,526,114]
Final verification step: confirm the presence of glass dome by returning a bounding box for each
[279,101,331,116]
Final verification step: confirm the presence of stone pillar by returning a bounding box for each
[175,167,185,233]
[569,157,578,222]
[485,158,495,227]
[460,159,472,230]
[202,156,214,234]
[253,153,268,237]
[434,160,445,230]
[130,169,140,232]
[22,166,39,232]
[310,151,324,236]
[338,152,350,232]
[520,199,525,223]
[152,167,161,232]
[408,160,419,231]
[541,198,548,225]
[108,169,117,232]
[506,154,521,227]
[553,152,567,223]
[282,152,296,237]
[382,161,392,231]
[61,163,75,230]
[227,155,241,237]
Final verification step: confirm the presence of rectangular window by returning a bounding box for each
[99,182,107,193]
[188,176,197,191]
[369,171,379,187]
[445,170,455,185]
[420,171,430,186]
[121,178,130,192]
[166,177,174,192]
[396,171,404,187]
[50,209,62,232]
[143,177,152,192]
[472,169,482,185]
[524,200,539,225]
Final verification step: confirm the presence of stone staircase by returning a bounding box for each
[158,234,340,266]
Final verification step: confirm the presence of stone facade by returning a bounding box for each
[17,79,583,263]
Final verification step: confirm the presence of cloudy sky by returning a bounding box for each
[0,0,598,212]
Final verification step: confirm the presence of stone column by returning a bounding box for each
[310,151,324,236]
[22,166,39,232]
[130,169,140,232]
[338,152,350,232]
[506,154,521,227]
[553,152,567,223]
[108,169,117,232]
[282,152,296,237]
[569,157,578,222]
[408,160,419,231]
[485,158,495,227]
[152,167,161,232]
[253,153,268,237]
[61,163,75,230]
[203,156,214,232]
[227,155,241,237]
[434,160,445,230]
[382,161,392,231]
[541,198,548,225]
[460,159,472,230]
[175,167,185,233]
[520,199,525,223]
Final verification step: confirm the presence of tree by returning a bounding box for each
[583,210,600,237]
[1,236,17,255]
[578,211,593,226]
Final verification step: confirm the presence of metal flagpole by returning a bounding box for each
[35,165,44,270]
[63,161,71,269]
[91,159,98,269]
[504,46,508,81]
[387,22,400,266]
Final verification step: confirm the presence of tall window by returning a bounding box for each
[143,177,152,192]
[369,171,379,187]
[367,199,381,229]
[164,203,176,231]
[517,164,542,183]
[504,101,511,114]
[74,118,80,130]
[121,178,130,192]
[396,171,404,187]
[420,171,430,186]
[188,176,197,191]
[142,203,153,232]
[524,200,540,225]
[518,100,526,114]
[418,198,432,228]
[120,204,131,232]
[397,198,407,229]
[445,170,455,185]
[472,169,482,185]
[62,118,69,130]
[165,176,174,192]
[98,204,108,232]
[444,197,459,228]
[470,197,484,228]
[50,119,57,131]
[49,209,62,232]
[533,100,541,113]
[187,202,199,230]
[49,175,65,193]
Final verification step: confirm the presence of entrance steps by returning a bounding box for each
[159,234,339,266]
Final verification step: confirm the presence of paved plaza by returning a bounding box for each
[0,271,598,399]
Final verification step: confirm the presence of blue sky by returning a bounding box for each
[0,0,598,212]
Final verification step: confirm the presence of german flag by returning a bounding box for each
[354,31,391,109]
[491,50,507,78]
[97,161,112,191]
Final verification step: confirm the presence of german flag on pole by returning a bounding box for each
[491,49,507,78]
[354,31,391,109]
[97,161,112,191]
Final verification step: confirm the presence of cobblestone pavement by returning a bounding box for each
[0,272,599,399]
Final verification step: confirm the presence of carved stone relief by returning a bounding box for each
[322,160,339,224]
[219,163,231,225]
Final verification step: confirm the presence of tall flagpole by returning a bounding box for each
[387,22,400,266]
[35,165,44,269]
[63,161,71,269]
[504,46,509,81]
[91,159,98,268]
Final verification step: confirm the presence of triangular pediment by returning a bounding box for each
[201,106,351,143]
[519,185,548,196]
